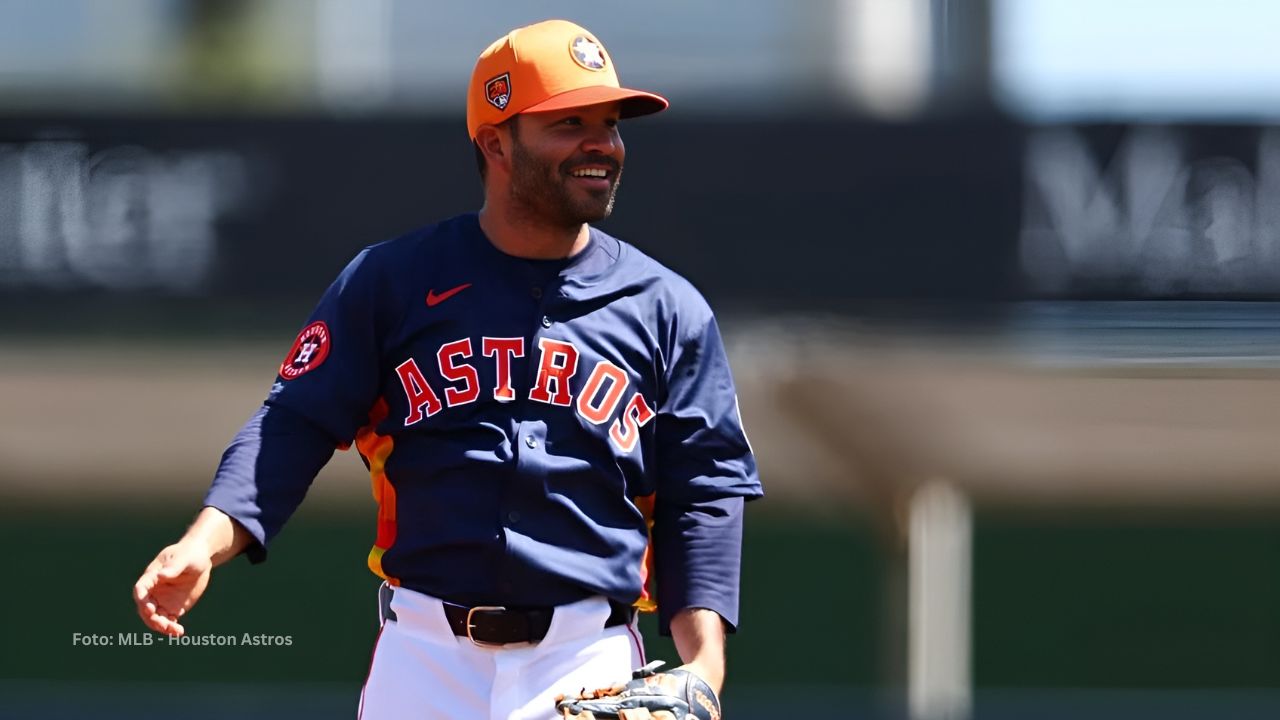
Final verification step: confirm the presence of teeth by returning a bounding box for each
[571,168,608,178]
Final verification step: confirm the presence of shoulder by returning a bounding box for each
[361,214,472,266]
[312,217,476,342]
[597,228,715,324]
[337,215,473,291]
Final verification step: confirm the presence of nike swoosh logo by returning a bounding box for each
[426,283,472,307]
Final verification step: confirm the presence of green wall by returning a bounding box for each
[4,500,1278,718]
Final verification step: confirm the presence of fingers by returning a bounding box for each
[134,600,185,636]
[133,559,165,633]
[132,548,198,637]
[148,611,185,636]
[133,591,185,636]
[132,557,163,602]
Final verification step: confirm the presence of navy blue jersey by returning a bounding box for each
[205,213,762,632]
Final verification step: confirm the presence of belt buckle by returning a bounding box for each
[465,605,508,647]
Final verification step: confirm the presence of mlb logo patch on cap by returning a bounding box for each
[485,73,511,110]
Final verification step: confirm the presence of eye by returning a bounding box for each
[605,117,619,128]
[561,116,583,126]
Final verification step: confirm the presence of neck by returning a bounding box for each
[477,202,590,260]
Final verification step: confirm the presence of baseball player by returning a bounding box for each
[132,19,761,720]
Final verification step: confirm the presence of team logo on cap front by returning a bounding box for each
[569,35,607,71]
[485,73,511,110]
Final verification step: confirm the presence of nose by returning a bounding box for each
[580,125,623,158]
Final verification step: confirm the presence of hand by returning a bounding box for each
[132,540,213,636]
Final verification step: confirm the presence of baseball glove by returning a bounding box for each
[555,661,722,720]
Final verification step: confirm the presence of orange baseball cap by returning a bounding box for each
[466,19,669,140]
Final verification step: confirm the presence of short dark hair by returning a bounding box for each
[475,115,519,181]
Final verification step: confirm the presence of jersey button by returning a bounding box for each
[531,286,543,299]
[524,435,538,449]
[507,511,521,524]
[540,315,552,328]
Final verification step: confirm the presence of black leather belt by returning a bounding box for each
[379,585,633,646]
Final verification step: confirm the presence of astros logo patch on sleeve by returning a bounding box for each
[280,321,331,380]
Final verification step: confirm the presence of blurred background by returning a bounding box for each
[2,0,1280,718]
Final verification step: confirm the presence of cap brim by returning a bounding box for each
[520,85,669,119]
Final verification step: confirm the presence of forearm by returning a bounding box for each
[182,506,255,566]
[670,607,726,695]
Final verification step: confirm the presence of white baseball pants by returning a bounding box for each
[357,585,645,720]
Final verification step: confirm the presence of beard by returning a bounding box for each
[508,136,622,229]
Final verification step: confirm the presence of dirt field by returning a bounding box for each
[6,327,1280,510]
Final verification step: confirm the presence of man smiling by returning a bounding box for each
[133,19,762,720]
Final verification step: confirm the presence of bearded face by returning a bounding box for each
[505,112,624,228]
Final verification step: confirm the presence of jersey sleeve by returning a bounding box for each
[203,404,339,562]
[652,310,764,634]
[203,247,391,560]
[266,247,388,443]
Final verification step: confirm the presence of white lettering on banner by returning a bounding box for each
[0,141,247,291]
[1021,127,1280,294]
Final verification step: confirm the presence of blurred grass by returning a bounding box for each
[5,497,1279,706]
[974,510,1280,687]
[0,500,883,689]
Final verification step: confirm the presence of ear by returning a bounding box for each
[475,125,511,175]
